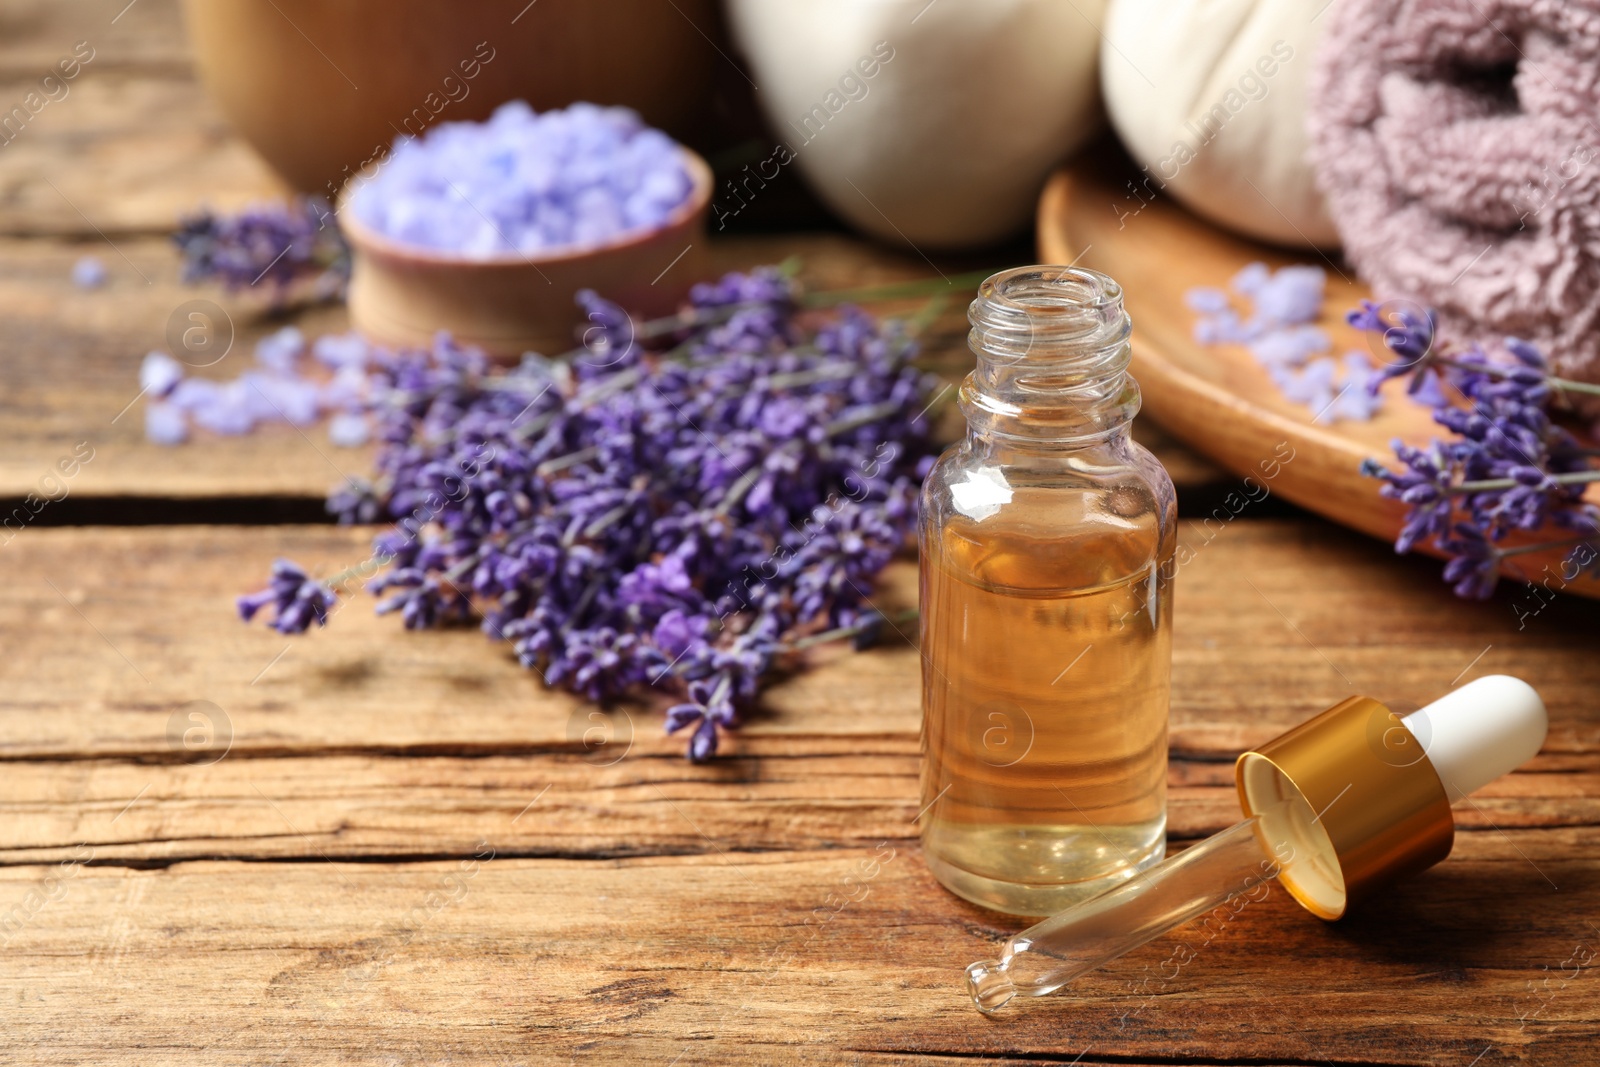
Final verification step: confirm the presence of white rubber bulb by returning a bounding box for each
[1401,675,1547,804]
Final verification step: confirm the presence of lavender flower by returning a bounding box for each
[236,559,337,634]
[175,196,348,299]
[239,267,938,759]
[1349,299,1438,394]
[1355,312,1600,598]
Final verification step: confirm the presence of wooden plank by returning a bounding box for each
[0,0,190,76]
[0,838,1594,1065]
[0,231,1226,500]
[0,750,1589,867]
[4,522,1593,760]
[0,0,280,238]
[1,521,1594,868]
[0,72,281,237]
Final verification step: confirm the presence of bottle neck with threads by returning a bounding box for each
[961,265,1139,453]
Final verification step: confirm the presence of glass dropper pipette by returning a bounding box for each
[965,675,1548,1013]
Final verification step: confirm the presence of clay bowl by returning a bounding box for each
[181,0,722,194]
[338,149,712,359]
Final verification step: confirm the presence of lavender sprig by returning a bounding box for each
[175,196,349,301]
[1352,300,1600,598]
[239,266,940,760]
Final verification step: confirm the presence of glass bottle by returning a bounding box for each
[919,265,1177,917]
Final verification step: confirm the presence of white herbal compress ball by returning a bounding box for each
[1100,0,1338,248]
[727,0,1106,249]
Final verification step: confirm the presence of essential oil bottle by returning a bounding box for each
[919,265,1177,916]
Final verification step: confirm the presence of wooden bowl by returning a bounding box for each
[181,0,722,194]
[339,149,712,359]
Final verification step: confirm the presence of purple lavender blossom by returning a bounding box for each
[1349,299,1438,394]
[239,267,936,760]
[1356,318,1600,598]
[175,196,347,297]
[236,559,337,634]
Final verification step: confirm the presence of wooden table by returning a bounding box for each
[2,4,1597,1064]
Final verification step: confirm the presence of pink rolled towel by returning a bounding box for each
[1309,0,1600,385]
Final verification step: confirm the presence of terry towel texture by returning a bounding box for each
[1309,0,1600,384]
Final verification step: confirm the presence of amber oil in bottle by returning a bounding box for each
[919,266,1176,917]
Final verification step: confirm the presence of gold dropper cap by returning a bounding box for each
[1234,696,1455,920]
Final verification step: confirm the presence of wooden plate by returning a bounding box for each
[1037,162,1599,601]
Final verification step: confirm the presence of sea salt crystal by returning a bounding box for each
[1277,358,1336,406]
[1187,263,1383,424]
[1231,262,1271,296]
[349,100,692,258]
[312,332,371,369]
[170,377,223,412]
[328,412,371,448]
[1253,265,1326,325]
[240,371,319,426]
[321,364,369,410]
[72,256,107,289]
[1184,287,1230,314]
[145,401,187,445]
[1248,324,1330,367]
[191,381,256,435]
[255,326,306,374]
[139,351,184,398]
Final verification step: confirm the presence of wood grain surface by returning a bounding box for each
[3,524,1597,1064]
[1,2,1597,1064]
[0,230,1223,503]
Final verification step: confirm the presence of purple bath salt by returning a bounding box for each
[140,327,382,445]
[255,326,305,374]
[327,412,370,448]
[239,371,320,426]
[145,401,187,446]
[312,331,370,370]
[349,100,693,258]
[1187,262,1384,424]
[72,256,107,289]
[1183,287,1230,314]
[1248,324,1329,368]
[170,377,223,412]
[1252,265,1326,324]
[191,381,257,436]
[321,364,370,411]
[139,351,184,398]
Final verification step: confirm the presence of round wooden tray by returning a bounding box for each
[1037,163,1600,601]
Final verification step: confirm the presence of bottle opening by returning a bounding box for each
[970,266,1129,363]
[981,265,1122,316]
